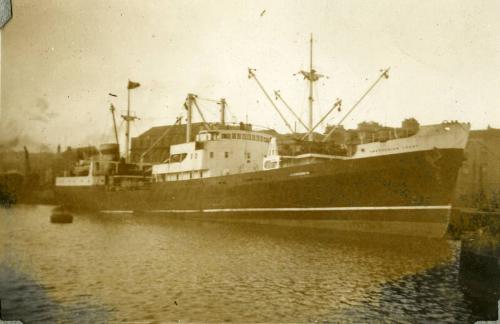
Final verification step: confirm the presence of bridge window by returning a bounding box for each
[171,153,187,163]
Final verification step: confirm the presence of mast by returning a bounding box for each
[125,86,131,161]
[186,93,194,142]
[298,34,323,141]
[109,104,120,148]
[308,33,314,141]
[123,80,140,163]
[219,98,226,125]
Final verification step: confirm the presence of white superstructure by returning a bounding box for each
[152,129,272,182]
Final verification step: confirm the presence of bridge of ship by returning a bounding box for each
[151,129,272,182]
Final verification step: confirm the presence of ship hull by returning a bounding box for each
[0,172,24,207]
[55,148,465,237]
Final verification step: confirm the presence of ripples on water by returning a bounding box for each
[0,205,497,322]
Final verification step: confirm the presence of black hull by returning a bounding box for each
[0,173,24,207]
[55,148,465,237]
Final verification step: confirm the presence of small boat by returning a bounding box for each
[50,206,73,223]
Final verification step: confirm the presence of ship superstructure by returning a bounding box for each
[152,127,272,182]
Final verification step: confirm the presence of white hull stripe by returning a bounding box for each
[100,205,451,214]
[141,205,452,214]
[100,210,134,214]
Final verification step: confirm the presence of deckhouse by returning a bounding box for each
[152,128,272,182]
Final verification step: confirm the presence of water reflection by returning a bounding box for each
[0,205,496,322]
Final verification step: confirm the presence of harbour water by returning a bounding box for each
[0,205,498,322]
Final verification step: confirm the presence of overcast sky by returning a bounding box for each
[1,0,499,150]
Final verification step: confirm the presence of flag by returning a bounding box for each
[127,80,141,89]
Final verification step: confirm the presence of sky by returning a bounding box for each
[1,0,499,151]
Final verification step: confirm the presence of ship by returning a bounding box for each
[54,36,470,237]
[0,147,35,206]
[0,171,24,206]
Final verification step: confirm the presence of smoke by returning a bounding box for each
[0,120,40,151]
[0,136,20,150]
[0,97,59,152]
[0,120,24,151]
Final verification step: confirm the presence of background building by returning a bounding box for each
[454,127,500,209]
[130,123,205,163]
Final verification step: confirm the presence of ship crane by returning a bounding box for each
[248,34,327,140]
[191,96,213,131]
[301,98,342,141]
[274,90,310,132]
[184,94,229,142]
[195,96,228,126]
[248,68,295,134]
[322,68,390,143]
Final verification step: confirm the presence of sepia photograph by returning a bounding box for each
[0,0,499,322]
